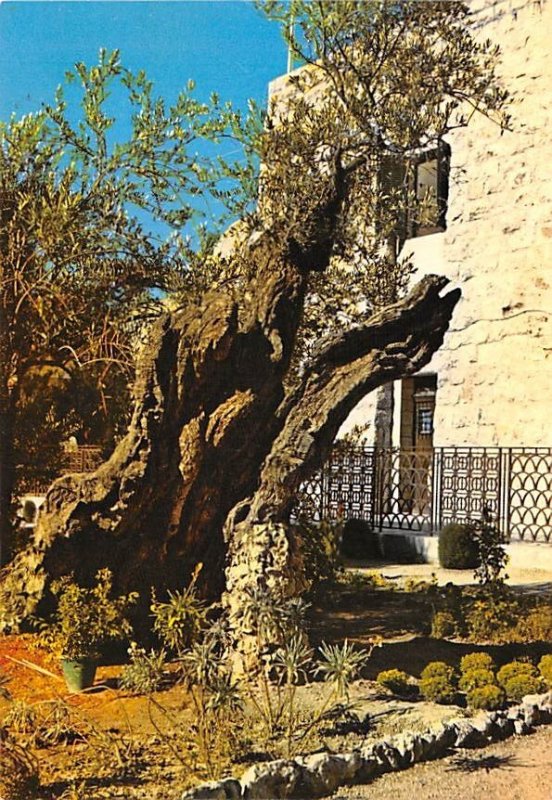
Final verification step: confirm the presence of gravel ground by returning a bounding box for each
[330,725,552,800]
[349,561,552,591]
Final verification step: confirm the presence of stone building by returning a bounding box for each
[272,0,552,543]
[345,0,552,453]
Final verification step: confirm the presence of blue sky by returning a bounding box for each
[0,1,288,119]
[0,1,290,234]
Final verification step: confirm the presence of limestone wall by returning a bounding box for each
[400,0,552,447]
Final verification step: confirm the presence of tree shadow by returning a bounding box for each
[448,754,519,773]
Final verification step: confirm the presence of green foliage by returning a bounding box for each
[467,684,506,711]
[340,518,379,560]
[501,674,545,703]
[538,654,552,687]
[472,519,508,586]
[497,660,539,688]
[39,568,137,660]
[419,675,458,705]
[376,669,414,696]
[496,661,545,702]
[150,564,207,655]
[119,643,167,695]
[431,611,459,639]
[295,517,342,589]
[460,652,496,674]
[316,640,371,700]
[420,661,457,683]
[438,523,480,570]
[458,668,496,693]
[465,593,521,644]
[518,604,552,642]
[419,661,458,704]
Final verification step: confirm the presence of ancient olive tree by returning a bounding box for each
[0,50,256,563]
[0,2,509,645]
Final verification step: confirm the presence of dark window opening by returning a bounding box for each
[409,141,450,237]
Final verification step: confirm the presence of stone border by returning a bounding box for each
[181,691,552,800]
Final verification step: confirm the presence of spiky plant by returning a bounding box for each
[0,735,40,800]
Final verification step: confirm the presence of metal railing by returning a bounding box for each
[297,446,552,543]
[16,445,103,496]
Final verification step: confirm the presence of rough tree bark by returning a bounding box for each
[0,158,460,636]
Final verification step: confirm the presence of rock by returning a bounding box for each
[181,779,242,800]
[490,714,515,740]
[372,741,404,771]
[295,751,361,796]
[513,718,532,735]
[452,720,488,749]
[387,733,421,767]
[241,760,302,800]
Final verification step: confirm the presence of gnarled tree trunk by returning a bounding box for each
[0,158,460,639]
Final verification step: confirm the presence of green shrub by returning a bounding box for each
[420,661,457,684]
[296,518,342,587]
[431,611,458,639]
[120,643,167,695]
[465,595,521,643]
[459,668,496,692]
[376,669,414,696]
[40,569,137,660]
[538,654,552,687]
[497,661,545,701]
[419,661,457,704]
[472,519,508,586]
[150,564,207,655]
[419,675,457,705]
[518,604,552,642]
[340,518,379,560]
[501,674,545,703]
[467,684,506,710]
[438,523,480,570]
[460,652,496,674]
[497,660,537,688]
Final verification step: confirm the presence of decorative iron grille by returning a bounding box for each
[296,445,552,543]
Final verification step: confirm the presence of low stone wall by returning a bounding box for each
[181,691,552,800]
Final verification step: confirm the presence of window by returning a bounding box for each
[409,141,450,237]
[417,407,434,437]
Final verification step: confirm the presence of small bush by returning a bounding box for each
[376,669,414,696]
[420,661,457,684]
[497,660,537,688]
[467,684,506,710]
[419,675,457,705]
[150,564,207,655]
[465,595,521,643]
[502,674,545,703]
[438,523,480,570]
[431,611,458,639]
[120,643,167,695]
[538,654,552,687]
[459,668,496,692]
[518,604,552,642]
[296,517,342,587]
[497,661,545,702]
[340,518,379,560]
[460,652,496,674]
[419,662,457,704]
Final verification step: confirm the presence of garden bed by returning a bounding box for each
[1,568,552,799]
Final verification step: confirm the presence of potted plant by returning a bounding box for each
[44,568,137,692]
